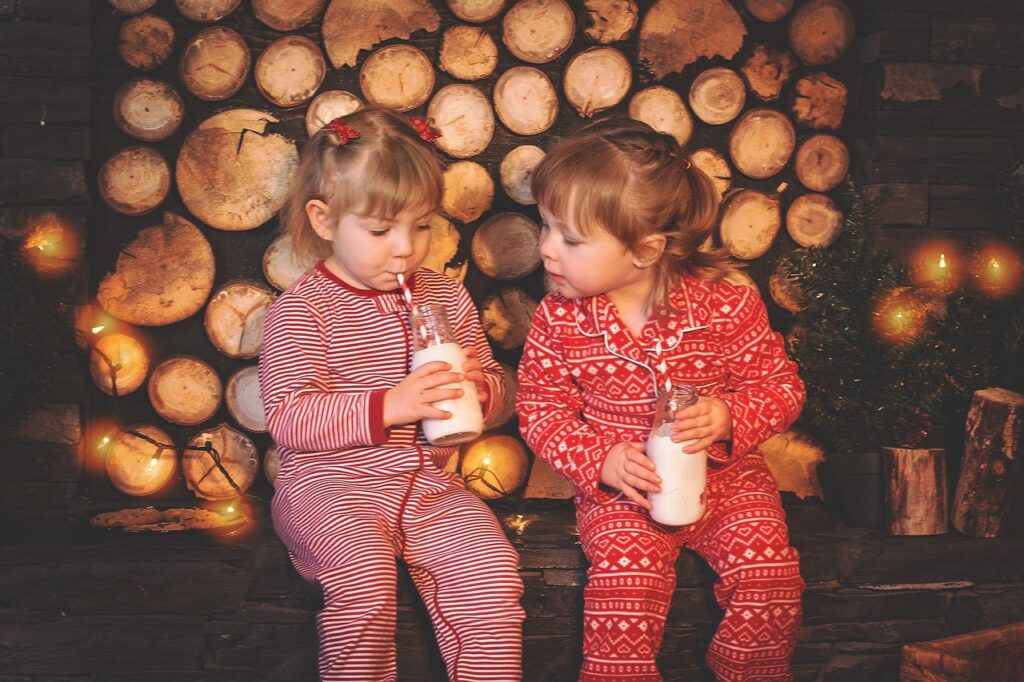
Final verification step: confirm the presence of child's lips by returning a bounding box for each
[547,272,565,283]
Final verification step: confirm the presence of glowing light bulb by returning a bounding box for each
[482,455,491,467]
[91,325,105,334]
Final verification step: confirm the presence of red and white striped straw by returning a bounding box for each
[396,272,414,308]
[654,340,671,393]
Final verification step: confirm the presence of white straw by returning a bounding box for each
[396,272,414,308]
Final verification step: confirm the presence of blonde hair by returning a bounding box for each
[532,117,736,307]
[281,108,444,261]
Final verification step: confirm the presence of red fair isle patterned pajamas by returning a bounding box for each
[259,264,524,681]
[517,276,806,681]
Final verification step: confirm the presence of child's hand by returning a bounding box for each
[461,344,490,407]
[383,362,464,428]
[600,441,661,510]
[671,396,732,453]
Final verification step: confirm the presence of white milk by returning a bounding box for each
[646,424,707,526]
[410,342,483,446]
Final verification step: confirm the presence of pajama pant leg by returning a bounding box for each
[272,477,405,681]
[400,472,525,681]
[687,456,804,681]
[576,502,681,681]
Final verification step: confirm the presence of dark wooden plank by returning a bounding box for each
[931,17,1024,66]
[16,0,91,24]
[0,159,86,202]
[1,125,90,160]
[0,76,89,125]
[0,22,90,78]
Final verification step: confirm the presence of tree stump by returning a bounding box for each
[719,188,781,260]
[448,0,505,22]
[148,355,223,426]
[795,133,849,192]
[689,67,746,125]
[786,192,843,248]
[98,146,171,216]
[472,212,540,280]
[500,145,545,205]
[883,447,948,536]
[112,78,184,142]
[118,13,174,71]
[952,388,1024,538]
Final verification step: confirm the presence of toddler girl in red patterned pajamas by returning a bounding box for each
[259,109,524,681]
[517,118,806,681]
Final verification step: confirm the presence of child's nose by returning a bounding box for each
[538,232,556,261]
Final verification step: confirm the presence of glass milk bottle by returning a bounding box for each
[408,303,484,446]
[647,382,707,525]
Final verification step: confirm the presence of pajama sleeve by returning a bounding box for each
[450,282,505,423]
[516,299,621,502]
[258,294,389,452]
[714,284,806,461]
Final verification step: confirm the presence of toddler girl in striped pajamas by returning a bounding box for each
[517,118,806,681]
[259,108,524,681]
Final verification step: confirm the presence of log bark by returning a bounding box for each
[359,44,434,112]
[304,90,362,137]
[204,281,276,359]
[741,44,796,101]
[639,0,745,80]
[440,25,498,81]
[427,84,494,159]
[98,145,171,216]
[173,0,241,23]
[112,77,184,142]
[501,0,575,64]
[795,133,849,192]
[564,47,631,118]
[719,188,781,260]
[252,0,325,31]
[788,0,854,66]
[179,26,249,102]
[118,13,174,71]
[883,447,948,536]
[689,67,746,125]
[729,108,795,179]
[225,365,267,433]
[792,72,848,130]
[493,66,558,136]
[472,212,541,280]
[583,0,638,44]
[500,145,545,205]
[148,355,223,426]
[629,86,693,146]
[442,160,494,223]
[254,35,325,109]
[786,192,843,248]
[183,423,259,500]
[952,388,1024,538]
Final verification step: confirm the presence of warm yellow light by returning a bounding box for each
[21,215,80,276]
[970,241,1023,299]
[91,325,105,334]
[508,513,530,535]
[873,289,928,346]
[909,240,962,293]
[89,333,150,396]
[100,436,110,447]
[482,455,492,467]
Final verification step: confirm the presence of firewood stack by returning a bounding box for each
[92,0,856,501]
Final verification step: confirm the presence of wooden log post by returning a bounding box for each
[952,388,1024,538]
[883,447,948,536]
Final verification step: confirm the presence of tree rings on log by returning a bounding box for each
[252,0,326,31]
[428,84,494,159]
[689,67,746,125]
[583,0,638,44]
[359,44,434,112]
[500,145,545,205]
[179,26,250,102]
[792,72,847,130]
[769,257,803,313]
[304,90,363,138]
[90,333,149,396]
[689,147,731,197]
[493,67,558,136]
[629,86,693,147]
[729,108,795,179]
[105,424,178,497]
[442,161,494,223]
[564,47,631,118]
[226,365,267,433]
[639,0,746,80]
[440,25,498,81]
[112,78,184,142]
[118,13,175,71]
[482,288,538,350]
[742,44,796,101]
[263,234,317,291]
[322,0,439,69]
[795,133,848,192]
[787,193,842,248]
[109,0,157,14]
[255,36,326,109]
[96,212,215,326]
[485,362,519,429]
[502,0,575,64]
[99,146,171,216]
[472,213,541,280]
[719,189,781,260]
[422,214,467,281]
[204,281,276,359]
[176,109,299,231]
[183,423,259,500]
[788,0,854,66]
[173,0,241,23]
[743,0,793,22]
[448,0,505,22]
[148,355,223,426]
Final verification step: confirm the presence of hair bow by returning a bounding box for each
[409,117,441,143]
[322,117,360,144]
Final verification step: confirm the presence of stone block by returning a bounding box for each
[949,585,1024,632]
[931,17,1024,66]
[1,403,79,445]
[839,534,1024,583]
[816,652,900,682]
[930,184,996,230]
[798,618,948,644]
[803,586,951,625]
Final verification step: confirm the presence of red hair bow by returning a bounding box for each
[322,117,360,144]
[410,117,441,143]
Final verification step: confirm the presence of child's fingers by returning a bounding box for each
[421,406,452,420]
[620,482,652,510]
[418,371,464,389]
[410,360,453,377]
[683,436,716,453]
[421,386,463,404]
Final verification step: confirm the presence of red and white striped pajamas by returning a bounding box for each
[517,276,806,681]
[259,263,524,681]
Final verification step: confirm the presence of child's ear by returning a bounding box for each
[305,199,335,242]
[632,233,667,269]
